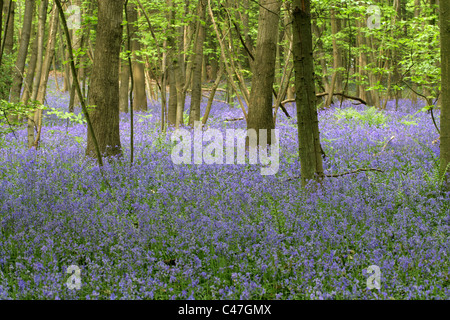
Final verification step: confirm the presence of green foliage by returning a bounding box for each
[399,114,418,126]
[0,99,42,134]
[0,53,15,100]
[335,106,388,128]
[44,107,88,125]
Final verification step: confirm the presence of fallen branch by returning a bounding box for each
[281,93,367,106]
[285,168,383,181]
[373,136,395,156]
[325,168,384,178]
[201,93,227,104]
[280,99,296,106]
[224,117,244,122]
[432,136,440,145]
[316,92,367,105]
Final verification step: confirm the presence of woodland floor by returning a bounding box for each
[0,79,449,299]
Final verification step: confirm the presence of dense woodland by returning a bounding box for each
[0,0,449,300]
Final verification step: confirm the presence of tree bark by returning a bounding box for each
[0,0,14,100]
[27,0,48,149]
[9,0,35,105]
[189,0,206,126]
[127,2,147,112]
[21,29,38,104]
[166,1,178,126]
[440,0,450,188]
[292,0,324,188]
[32,1,59,149]
[2,0,14,54]
[119,26,130,113]
[86,0,124,158]
[36,2,59,103]
[246,0,281,145]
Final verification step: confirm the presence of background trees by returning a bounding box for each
[0,0,446,186]
[441,0,449,189]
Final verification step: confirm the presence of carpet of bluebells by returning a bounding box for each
[0,79,449,300]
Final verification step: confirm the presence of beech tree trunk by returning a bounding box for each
[119,26,130,113]
[27,0,48,149]
[0,0,14,100]
[21,30,38,104]
[36,3,59,103]
[440,0,450,189]
[10,0,34,105]
[127,2,147,112]
[247,0,281,145]
[2,0,14,54]
[167,1,178,126]
[189,0,206,126]
[86,0,124,158]
[293,0,324,188]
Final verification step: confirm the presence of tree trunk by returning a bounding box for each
[166,1,177,126]
[36,2,59,103]
[86,0,124,158]
[9,0,35,105]
[293,0,324,188]
[2,0,14,54]
[440,0,450,189]
[246,0,281,146]
[27,0,48,149]
[174,23,186,129]
[21,29,38,104]
[0,0,14,100]
[189,0,206,126]
[0,1,2,52]
[330,7,343,92]
[242,0,254,72]
[168,64,177,125]
[60,30,71,92]
[127,2,147,112]
[119,27,130,113]
[312,21,329,94]
[31,1,59,149]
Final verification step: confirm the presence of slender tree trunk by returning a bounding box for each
[189,0,206,126]
[168,64,177,125]
[9,0,35,105]
[36,3,59,103]
[202,63,223,125]
[3,0,14,54]
[174,22,186,129]
[312,21,329,94]
[85,0,124,158]
[411,0,421,104]
[167,1,177,126]
[71,0,82,108]
[60,30,71,92]
[246,0,281,145]
[119,27,130,113]
[330,7,343,91]
[21,29,38,104]
[127,2,147,112]
[0,0,14,100]
[27,0,48,149]
[440,0,450,189]
[242,0,253,72]
[32,1,59,149]
[0,1,3,53]
[293,0,324,188]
